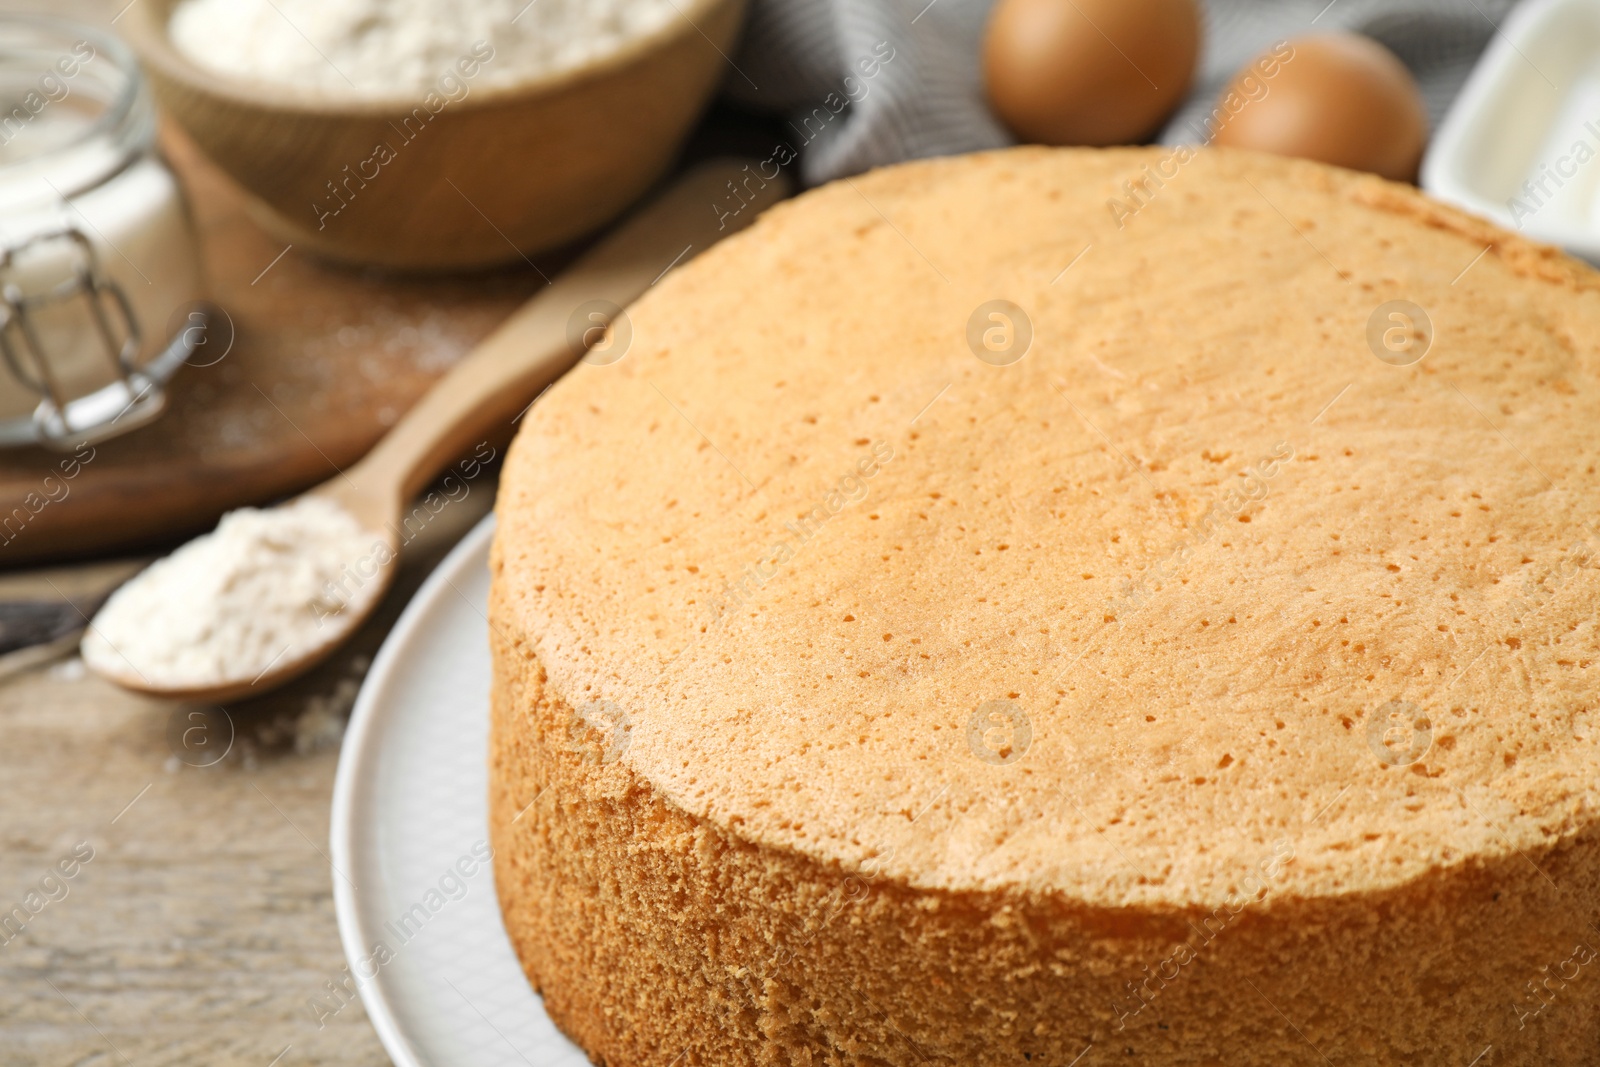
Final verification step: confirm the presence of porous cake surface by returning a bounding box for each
[490,146,1600,1065]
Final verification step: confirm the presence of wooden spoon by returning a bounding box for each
[85,160,789,703]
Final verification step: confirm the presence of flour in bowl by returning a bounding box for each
[82,497,388,689]
[167,0,680,97]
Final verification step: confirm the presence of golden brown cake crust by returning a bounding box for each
[491,146,1600,1065]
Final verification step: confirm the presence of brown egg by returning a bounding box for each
[1211,34,1427,182]
[983,0,1201,146]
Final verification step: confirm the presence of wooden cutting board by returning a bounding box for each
[0,127,554,566]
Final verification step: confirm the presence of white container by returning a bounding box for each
[1423,0,1600,263]
[0,16,206,448]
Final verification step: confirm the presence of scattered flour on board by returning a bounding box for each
[82,498,385,689]
[167,0,680,96]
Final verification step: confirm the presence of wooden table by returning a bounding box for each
[0,487,492,1066]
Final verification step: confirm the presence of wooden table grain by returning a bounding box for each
[0,486,494,1067]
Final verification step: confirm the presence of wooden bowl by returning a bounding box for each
[120,0,745,271]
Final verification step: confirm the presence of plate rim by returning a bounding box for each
[328,512,498,1067]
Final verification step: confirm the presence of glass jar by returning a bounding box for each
[0,15,205,448]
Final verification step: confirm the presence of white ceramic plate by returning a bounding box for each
[329,514,587,1067]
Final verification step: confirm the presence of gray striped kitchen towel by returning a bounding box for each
[727,0,1521,186]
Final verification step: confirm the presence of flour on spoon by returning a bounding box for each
[83,498,386,689]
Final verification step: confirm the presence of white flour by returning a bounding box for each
[82,498,386,689]
[167,0,680,97]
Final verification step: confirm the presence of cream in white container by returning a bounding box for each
[1423,0,1600,263]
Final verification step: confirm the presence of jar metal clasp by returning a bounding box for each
[0,227,199,450]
